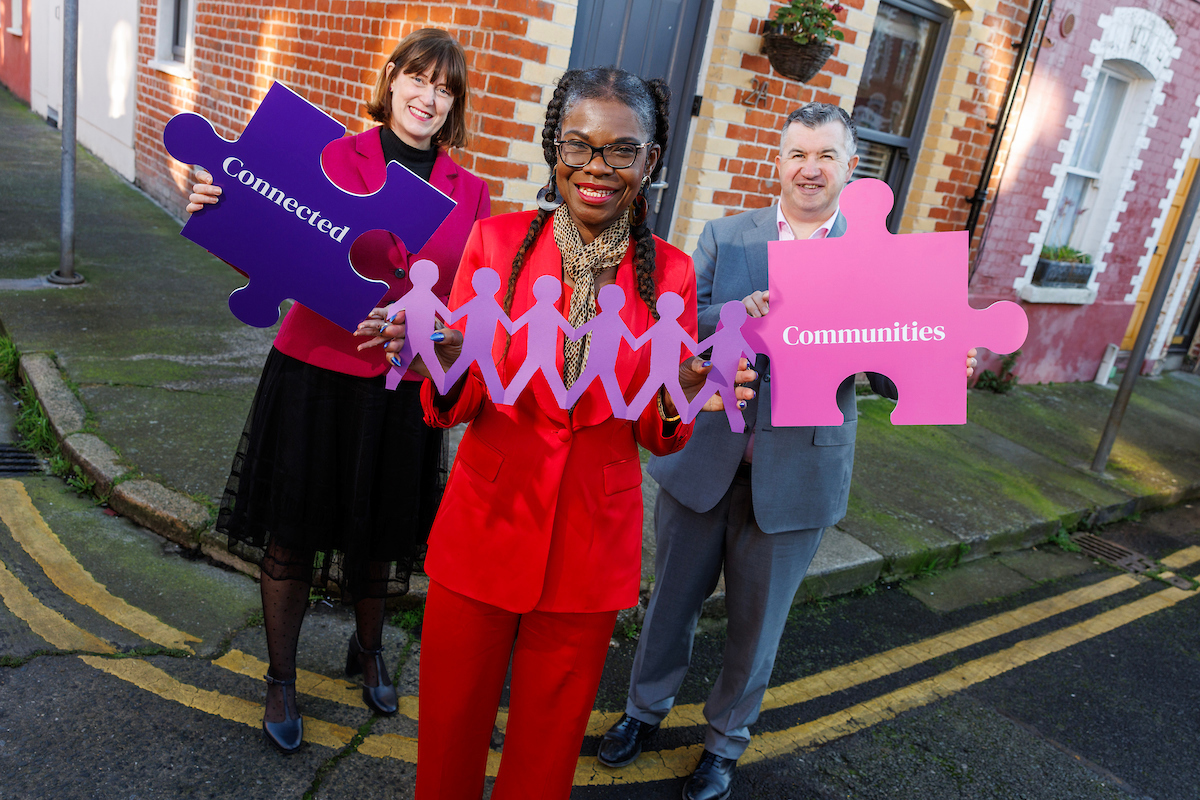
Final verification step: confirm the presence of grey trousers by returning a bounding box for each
[624,479,824,759]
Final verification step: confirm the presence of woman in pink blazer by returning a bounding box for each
[187,28,489,754]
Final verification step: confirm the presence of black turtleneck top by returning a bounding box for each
[379,126,439,182]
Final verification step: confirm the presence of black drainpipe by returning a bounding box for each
[965,0,1053,272]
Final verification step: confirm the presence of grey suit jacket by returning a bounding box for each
[649,204,890,534]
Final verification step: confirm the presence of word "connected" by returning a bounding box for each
[222,157,350,242]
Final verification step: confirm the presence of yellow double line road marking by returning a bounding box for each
[0,558,114,653]
[2,474,1196,780]
[80,655,359,749]
[573,574,1200,785]
[0,480,199,652]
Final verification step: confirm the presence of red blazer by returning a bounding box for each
[274,128,491,377]
[421,210,698,614]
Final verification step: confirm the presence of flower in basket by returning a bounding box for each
[770,0,846,45]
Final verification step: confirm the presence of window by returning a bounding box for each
[151,0,195,77]
[171,0,190,62]
[7,0,22,36]
[850,0,950,230]
[1018,7,1175,305]
[1043,68,1129,253]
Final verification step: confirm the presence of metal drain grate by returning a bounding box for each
[1072,532,1193,589]
[0,444,43,475]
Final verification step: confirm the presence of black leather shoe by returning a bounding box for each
[262,673,303,754]
[682,750,737,800]
[598,713,660,768]
[346,632,398,716]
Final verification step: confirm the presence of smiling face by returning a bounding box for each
[387,66,454,150]
[555,98,659,244]
[775,120,859,229]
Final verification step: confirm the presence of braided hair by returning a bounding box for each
[501,67,672,321]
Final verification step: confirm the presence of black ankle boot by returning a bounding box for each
[346,632,398,716]
[262,672,303,754]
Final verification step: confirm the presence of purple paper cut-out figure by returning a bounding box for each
[623,292,699,422]
[383,260,452,390]
[502,275,575,407]
[161,81,455,331]
[437,269,513,398]
[564,284,639,416]
[685,301,757,433]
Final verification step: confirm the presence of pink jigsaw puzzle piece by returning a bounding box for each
[163,81,456,331]
[743,179,1027,426]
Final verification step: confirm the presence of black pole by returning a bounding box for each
[1091,167,1200,473]
[49,0,84,286]
[964,0,1051,246]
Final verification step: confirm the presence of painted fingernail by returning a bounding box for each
[430,331,445,342]
[702,360,712,367]
[737,400,747,409]
[748,390,755,398]
[390,356,404,368]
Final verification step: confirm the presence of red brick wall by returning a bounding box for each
[705,0,1031,247]
[135,0,555,216]
[0,0,31,102]
[710,0,864,217]
[945,0,1038,255]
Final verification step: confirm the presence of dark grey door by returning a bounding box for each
[569,0,714,238]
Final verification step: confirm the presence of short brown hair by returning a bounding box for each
[366,28,470,150]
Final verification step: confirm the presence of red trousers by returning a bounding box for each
[415,581,618,800]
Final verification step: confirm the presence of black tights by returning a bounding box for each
[261,541,391,723]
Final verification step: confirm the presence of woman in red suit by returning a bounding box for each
[375,66,755,800]
[186,28,490,754]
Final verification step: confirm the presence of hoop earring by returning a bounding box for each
[536,181,562,212]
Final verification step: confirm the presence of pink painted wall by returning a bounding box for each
[0,0,30,101]
[970,0,1200,384]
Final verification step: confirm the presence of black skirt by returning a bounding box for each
[216,348,445,600]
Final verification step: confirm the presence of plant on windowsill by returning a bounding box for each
[1032,244,1094,288]
[761,0,845,83]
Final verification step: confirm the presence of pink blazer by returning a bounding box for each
[274,127,491,377]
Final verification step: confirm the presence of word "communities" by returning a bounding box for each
[782,321,947,346]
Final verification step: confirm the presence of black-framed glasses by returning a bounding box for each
[556,139,654,169]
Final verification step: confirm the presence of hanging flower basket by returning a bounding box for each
[762,34,834,83]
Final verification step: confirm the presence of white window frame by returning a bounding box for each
[7,0,22,36]
[1043,67,1130,255]
[148,0,195,79]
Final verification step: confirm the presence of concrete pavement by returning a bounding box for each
[3,82,1200,610]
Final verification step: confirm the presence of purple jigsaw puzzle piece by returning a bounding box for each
[743,179,1028,427]
[163,81,456,331]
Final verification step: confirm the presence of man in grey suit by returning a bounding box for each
[597,103,890,800]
